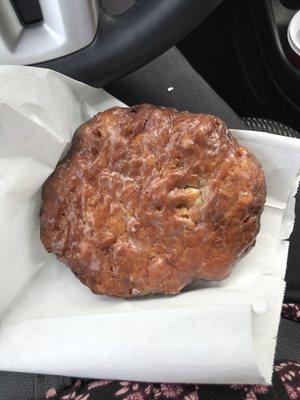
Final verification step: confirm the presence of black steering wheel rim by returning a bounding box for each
[34,0,223,86]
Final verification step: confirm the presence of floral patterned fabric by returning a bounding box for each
[44,304,300,400]
[281,303,300,322]
[274,362,300,400]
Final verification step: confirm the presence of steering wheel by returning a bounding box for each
[36,0,223,86]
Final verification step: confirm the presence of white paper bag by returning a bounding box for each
[0,66,299,384]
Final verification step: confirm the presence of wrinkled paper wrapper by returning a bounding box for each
[0,66,299,384]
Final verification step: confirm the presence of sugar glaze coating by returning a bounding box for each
[40,104,266,297]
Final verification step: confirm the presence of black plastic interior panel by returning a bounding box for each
[10,0,43,26]
[251,0,299,107]
[279,0,299,10]
[179,0,300,131]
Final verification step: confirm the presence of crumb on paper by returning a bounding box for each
[167,87,174,92]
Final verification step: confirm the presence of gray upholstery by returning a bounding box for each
[243,117,300,139]
[0,373,71,400]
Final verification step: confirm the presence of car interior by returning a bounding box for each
[0,0,299,399]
